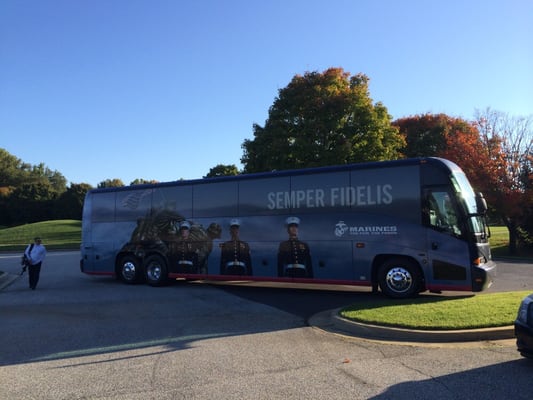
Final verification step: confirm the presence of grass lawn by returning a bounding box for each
[0,220,81,251]
[490,225,533,259]
[340,291,530,330]
[489,226,512,257]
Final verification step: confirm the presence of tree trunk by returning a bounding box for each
[505,219,518,255]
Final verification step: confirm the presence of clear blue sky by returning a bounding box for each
[1,0,531,187]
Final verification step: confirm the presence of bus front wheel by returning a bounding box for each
[378,258,422,299]
[117,255,142,284]
[144,255,168,286]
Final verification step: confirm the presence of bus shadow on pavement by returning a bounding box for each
[0,280,309,367]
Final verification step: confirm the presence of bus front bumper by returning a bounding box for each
[472,260,497,292]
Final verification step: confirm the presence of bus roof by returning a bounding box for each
[88,157,460,195]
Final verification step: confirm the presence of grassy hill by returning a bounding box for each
[0,220,81,251]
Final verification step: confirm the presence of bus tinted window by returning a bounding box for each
[193,181,238,218]
[425,190,463,237]
[239,176,291,216]
[153,186,193,218]
[91,192,116,222]
[349,166,419,221]
[289,171,350,214]
[115,189,153,222]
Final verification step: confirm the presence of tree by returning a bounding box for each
[394,113,494,190]
[473,108,533,252]
[204,164,240,178]
[130,178,159,185]
[394,113,502,190]
[0,148,71,225]
[241,68,405,173]
[395,111,533,254]
[10,181,59,224]
[97,179,125,188]
[0,148,31,188]
[29,162,67,193]
[439,121,502,192]
[55,183,93,220]
[393,114,452,157]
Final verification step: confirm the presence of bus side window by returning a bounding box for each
[423,190,463,237]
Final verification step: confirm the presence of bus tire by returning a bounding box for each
[378,258,422,299]
[117,255,142,284]
[144,255,168,286]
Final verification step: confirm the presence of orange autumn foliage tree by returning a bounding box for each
[393,114,450,158]
[473,109,533,253]
[394,114,492,190]
[395,113,531,254]
[438,122,506,202]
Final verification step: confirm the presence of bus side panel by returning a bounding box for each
[202,213,424,283]
[200,215,358,280]
[82,221,135,275]
[425,229,472,291]
[204,240,357,281]
[82,241,117,275]
[307,240,356,280]
[346,219,428,283]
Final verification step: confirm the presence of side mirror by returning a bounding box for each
[475,192,487,215]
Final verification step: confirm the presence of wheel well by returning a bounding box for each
[116,252,133,265]
[371,255,426,292]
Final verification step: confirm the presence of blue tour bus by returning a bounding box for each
[80,157,496,298]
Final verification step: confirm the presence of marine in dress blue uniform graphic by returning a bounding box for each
[277,217,313,278]
[171,221,200,273]
[219,219,253,276]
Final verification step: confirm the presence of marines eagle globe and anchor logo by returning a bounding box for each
[335,221,349,237]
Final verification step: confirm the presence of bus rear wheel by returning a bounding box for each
[378,258,422,299]
[144,255,168,286]
[117,255,142,284]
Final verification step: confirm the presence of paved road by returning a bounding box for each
[1,252,532,399]
[484,258,533,293]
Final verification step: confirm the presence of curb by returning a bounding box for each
[309,308,515,343]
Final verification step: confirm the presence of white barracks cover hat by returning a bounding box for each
[285,216,300,226]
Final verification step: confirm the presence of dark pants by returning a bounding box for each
[28,262,42,290]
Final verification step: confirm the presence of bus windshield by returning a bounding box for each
[450,172,488,238]
[450,172,477,214]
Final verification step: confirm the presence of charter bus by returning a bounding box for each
[80,157,496,298]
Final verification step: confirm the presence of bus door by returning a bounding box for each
[423,188,472,289]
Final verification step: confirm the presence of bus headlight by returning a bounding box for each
[472,256,487,265]
[516,296,533,325]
